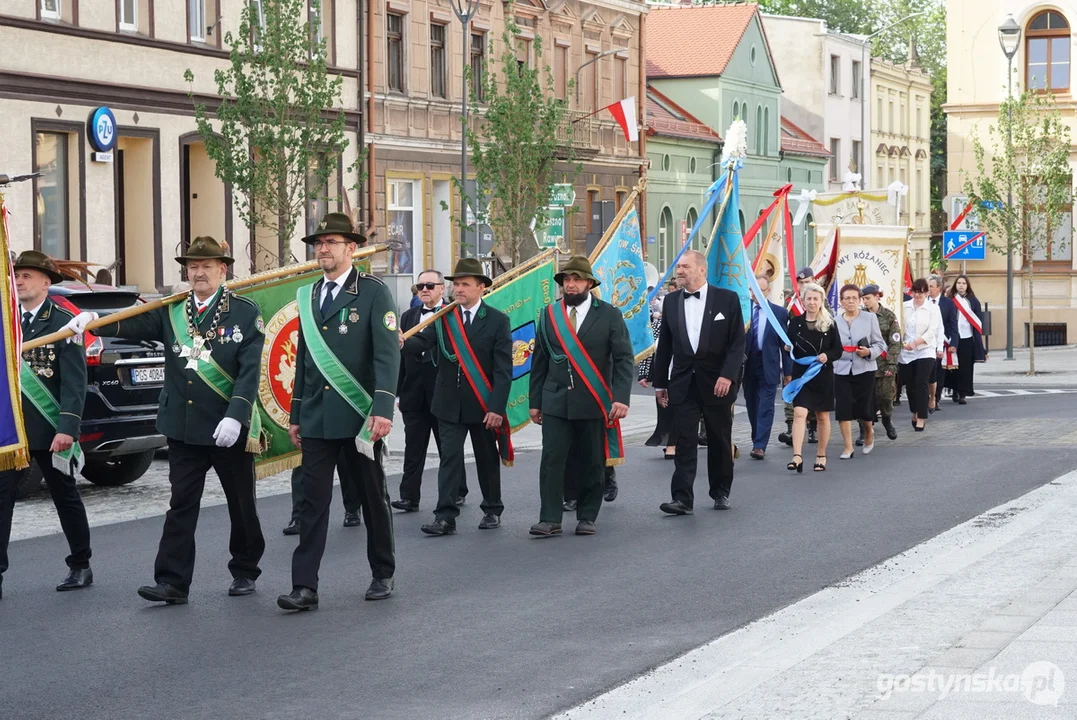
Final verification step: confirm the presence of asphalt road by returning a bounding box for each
[3,392,1074,720]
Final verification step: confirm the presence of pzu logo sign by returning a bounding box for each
[87,108,118,153]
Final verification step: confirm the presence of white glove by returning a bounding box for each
[213,417,242,448]
[64,311,98,335]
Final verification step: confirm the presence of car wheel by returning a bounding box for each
[81,450,156,487]
[14,462,44,500]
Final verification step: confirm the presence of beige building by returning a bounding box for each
[0,0,364,292]
[946,2,1077,347]
[870,56,933,277]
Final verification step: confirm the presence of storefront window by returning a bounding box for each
[387,179,420,275]
[34,131,69,259]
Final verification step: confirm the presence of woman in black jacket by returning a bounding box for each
[947,275,987,403]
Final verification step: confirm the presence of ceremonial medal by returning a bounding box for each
[172,343,181,355]
[43,367,54,378]
[180,336,207,370]
[349,309,359,324]
[339,323,349,335]
[231,324,243,343]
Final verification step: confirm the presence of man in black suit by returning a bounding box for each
[652,250,746,514]
[392,269,467,512]
[743,274,792,460]
[403,259,512,536]
[928,275,958,411]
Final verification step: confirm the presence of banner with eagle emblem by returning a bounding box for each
[589,207,653,362]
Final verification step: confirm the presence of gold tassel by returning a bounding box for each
[501,459,514,468]
[245,437,262,454]
[605,457,625,468]
[0,448,30,472]
[254,453,303,480]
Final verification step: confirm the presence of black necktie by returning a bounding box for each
[320,281,337,318]
[463,309,472,327]
[22,311,32,332]
[686,291,701,299]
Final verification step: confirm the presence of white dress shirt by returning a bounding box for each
[900,300,941,363]
[319,267,353,307]
[565,297,591,330]
[682,283,708,353]
[954,295,974,339]
[19,299,46,325]
[459,298,483,324]
[193,287,221,313]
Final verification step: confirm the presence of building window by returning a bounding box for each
[658,206,674,271]
[470,33,486,102]
[1027,211,1074,262]
[516,38,531,73]
[915,107,922,138]
[686,207,698,234]
[616,189,628,209]
[615,57,627,101]
[877,96,883,130]
[851,60,861,99]
[431,24,447,98]
[305,154,341,259]
[250,0,266,51]
[888,101,894,134]
[661,154,670,171]
[1027,11,1070,92]
[119,0,137,30]
[388,179,421,275]
[852,140,861,173]
[309,1,333,60]
[41,0,61,20]
[755,106,762,155]
[554,44,567,100]
[829,139,840,181]
[900,100,906,135]
[34,132,70,260]
[689,157,697,174]
[829,54,840,94]
[387,13,405,92]
[763,107,770,155]
[584,51,597,111]
[189,0,206,42]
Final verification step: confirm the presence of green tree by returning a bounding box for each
[962,89,1072,374]
[184,0,352,268]
[464,24,576,265]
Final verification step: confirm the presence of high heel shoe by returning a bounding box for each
[814,456,828,472]
[787,454,803,473]
[840,449,855,459]
[914,422,926,432]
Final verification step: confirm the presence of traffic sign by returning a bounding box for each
[536,206,565,248]
[943,230,986,260]
[549,184,576,207]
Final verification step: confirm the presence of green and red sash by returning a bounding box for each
[545,303,625,467]
[437,307,514,466]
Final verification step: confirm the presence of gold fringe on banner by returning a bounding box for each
[255,452,303,480]
[0,448,30,472]
[811,191,889,207]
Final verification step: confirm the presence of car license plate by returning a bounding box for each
[131,366,165,384]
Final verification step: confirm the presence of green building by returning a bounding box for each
[645,3,829,272]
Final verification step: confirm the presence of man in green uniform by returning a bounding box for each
[529,257,633,536]
[0,252,92,599]
[278,213,399,611]
[66,237,266,604]
[861,284,901,441]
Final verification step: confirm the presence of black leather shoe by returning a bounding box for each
[455,495,466,507]
[957,396,967,405]
[138,582,188,604]
[478,514,501,529]
[562,499,577,512]
[228,578,256,597]
[421,519,457,536]
[603,478,619,502]
[343,511,361,527]
[391,499,419,512]
[365,577,394,601]
[529,521,562,536]
[277,587,318,611]
[882,416,897,440]
[713,496,731,510]
[56,567,93,592]
[282,519,300,535]
[659,501,693,516]
[575,520,596,535]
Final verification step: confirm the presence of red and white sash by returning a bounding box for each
[953,295,983,335]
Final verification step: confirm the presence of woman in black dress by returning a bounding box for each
[946,274,987,402]
[785,282,842,472]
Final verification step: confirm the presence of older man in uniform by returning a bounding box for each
[528,257,633,536]
[0,252,92,599]
[278,213,399,611]
[67,237,266,604]
[860,284,901,442]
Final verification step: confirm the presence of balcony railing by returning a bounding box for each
[556,109,600,155]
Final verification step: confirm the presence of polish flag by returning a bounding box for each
[605,97,639,142]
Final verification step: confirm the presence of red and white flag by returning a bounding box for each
[605,97,639,142]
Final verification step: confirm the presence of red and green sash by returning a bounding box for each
[437,307,514,466]
[545,304,625,467]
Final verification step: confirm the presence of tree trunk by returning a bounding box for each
[1027,258,1036,375]
[277,173,289,267]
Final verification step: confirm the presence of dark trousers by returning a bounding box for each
[564,465,615,503]
[670,395,734,507]
[399,408,453,504]
[289,449,362,524]
[899,359,935,419]
[291,437,395,590]
[955,338,976,397]
[157,439,265,592]
[435,419,502,524]
[743,358,777,451]
[933,358,946,403]
[0,450,92,581]
[540,415,604,523]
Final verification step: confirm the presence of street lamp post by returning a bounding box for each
[574,48,627,104]
[450,0,480,257]
[998,15,1021,361]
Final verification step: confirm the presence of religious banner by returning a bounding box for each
[589,207,653,362]
[811,189,894,227]
[0,196,29,472]
[751,195,788,305]
[483,259,555,431]
[707,171,751,326]
[832,224,908,327]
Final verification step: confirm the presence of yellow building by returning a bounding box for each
[946,3,1077,347]
[870,56,933,278]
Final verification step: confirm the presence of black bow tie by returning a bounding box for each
[421,306,439,314]
[685,291,701,299]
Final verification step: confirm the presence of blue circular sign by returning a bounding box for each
[87,107,117,152]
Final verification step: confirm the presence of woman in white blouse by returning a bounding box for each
[899,278,941,432]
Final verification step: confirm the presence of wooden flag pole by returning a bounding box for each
[701,162,737,253]
[401,247,559,341]
[24,244,390,350]
[587,176,648,264]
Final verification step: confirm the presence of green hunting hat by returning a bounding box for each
[554,256,601,287]
[302,212,367,246]
[14,250,64,284]
[175,236,235,266]
[445,257,493,287]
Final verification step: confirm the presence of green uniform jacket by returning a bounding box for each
[95,287,264,446]
[20,298,86,449]
[875,306,902,375]
[289,269,400,439]
[529,298,634,420]
[403,301,512,425]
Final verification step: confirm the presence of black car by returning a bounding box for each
[15,283,167,499]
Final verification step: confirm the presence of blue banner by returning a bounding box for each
[0,204,29,471]
[648,175,727,304]
[706,172,752,329]
[591,208,654,361]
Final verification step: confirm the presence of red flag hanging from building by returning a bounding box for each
[605,97,639,142]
